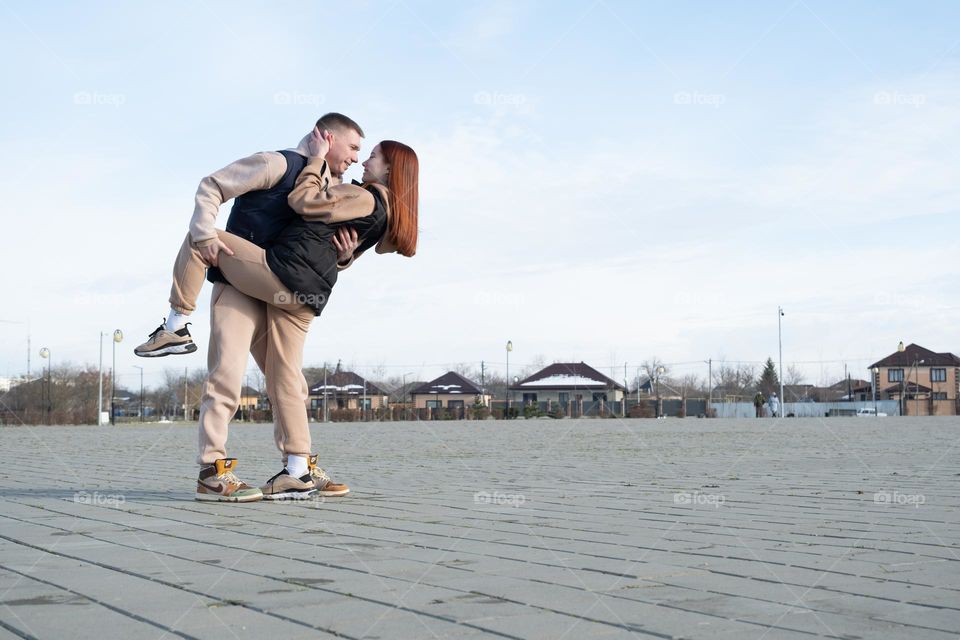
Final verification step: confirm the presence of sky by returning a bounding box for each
[0,0,958,391]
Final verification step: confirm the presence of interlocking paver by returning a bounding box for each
[0,417,957,638]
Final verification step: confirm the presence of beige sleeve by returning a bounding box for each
[189,151,288,246]
[287,157,376,223]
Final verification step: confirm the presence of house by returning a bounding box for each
[309,366,389,413]
[510,362,626,414]
[409,371,490,411]
[239,386,266,411]
[868,342,960,416]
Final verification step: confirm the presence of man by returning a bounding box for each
[137,113,362,502]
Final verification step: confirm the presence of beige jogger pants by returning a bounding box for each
[170,232,315,464]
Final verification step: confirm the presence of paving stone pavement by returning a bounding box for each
[0,417,958,639]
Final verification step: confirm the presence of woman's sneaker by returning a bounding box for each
[196,458,263,502]
[308,455,350,497]
[261,469,317,500]
[134,321,198,357]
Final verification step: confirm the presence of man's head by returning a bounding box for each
[316,112,364,177]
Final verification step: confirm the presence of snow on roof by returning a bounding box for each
[519,374,605,387]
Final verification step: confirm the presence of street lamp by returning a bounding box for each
[897,341,906,415]
[39,347,50,425]
[402,371,413,419]
[133,365,144,422]
[778,307,785,417]
[913,358,925,417]
[111,329,123,425]
[871,366,879,416]
[656,365,665,418]
[505,340,513,418]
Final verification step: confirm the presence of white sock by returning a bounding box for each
[286,455,308,478]
[164,308,191,332]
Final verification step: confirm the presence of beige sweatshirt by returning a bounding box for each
[187,132,339,248]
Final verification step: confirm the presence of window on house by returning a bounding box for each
[932,392,947,400]
[522,393,538,405]
[931,368,947,382]
[888,369,904,382]
[426,400,441,409]
[558,392,569,405]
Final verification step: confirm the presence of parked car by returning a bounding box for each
[856,407,887,417]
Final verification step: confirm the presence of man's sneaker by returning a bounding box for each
[134,321,198,357]
[196,458,263,502]
[261,469,317,500]
[308,455,350,497]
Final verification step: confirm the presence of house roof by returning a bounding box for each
[411,371,484,396]
[511,362,626,391]
[240,385,260,397]
[869,343,960,369]
[882,382,932,394]
[309,370,386,396]
[827,378,870,391]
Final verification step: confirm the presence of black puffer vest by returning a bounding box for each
[265,186,388,315]
[206,150,307,284]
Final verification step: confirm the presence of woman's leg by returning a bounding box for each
[214,231,307,312]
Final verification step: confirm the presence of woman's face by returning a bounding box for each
[361,144,389,184]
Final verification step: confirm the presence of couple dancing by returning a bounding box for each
[134,112,418,502]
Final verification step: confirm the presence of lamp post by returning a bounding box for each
[111,329,123,425]
[656,365,664,418]
[505,340,513,419]
[402,371,413,419]
[913,358,925,417]
[897,341,906,415]
[133,365,144,422]
[39,347,50,425]
[778,307,785,417]
[871,366,879,416]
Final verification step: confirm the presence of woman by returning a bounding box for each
[135,128,418,501]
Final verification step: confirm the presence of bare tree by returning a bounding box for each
[784,364,806,386]
[711,360,757,400]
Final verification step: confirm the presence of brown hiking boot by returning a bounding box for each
[196,458,263,502]
[308,455,350,497]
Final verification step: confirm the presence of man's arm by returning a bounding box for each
[189,152,288,247]
[287,157,376,223]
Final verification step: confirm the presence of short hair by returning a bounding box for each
[316,112,364,138]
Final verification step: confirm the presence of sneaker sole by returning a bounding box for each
[136,342,198,358]
[195,491,263,503]
[262,489,318,500]
[317,488,350,497]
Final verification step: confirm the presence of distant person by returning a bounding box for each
[753,392,764,418]
[769,393,780,418]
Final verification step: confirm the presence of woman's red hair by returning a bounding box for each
[379,140,418,257]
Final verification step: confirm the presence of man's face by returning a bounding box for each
[326,128,362,177]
